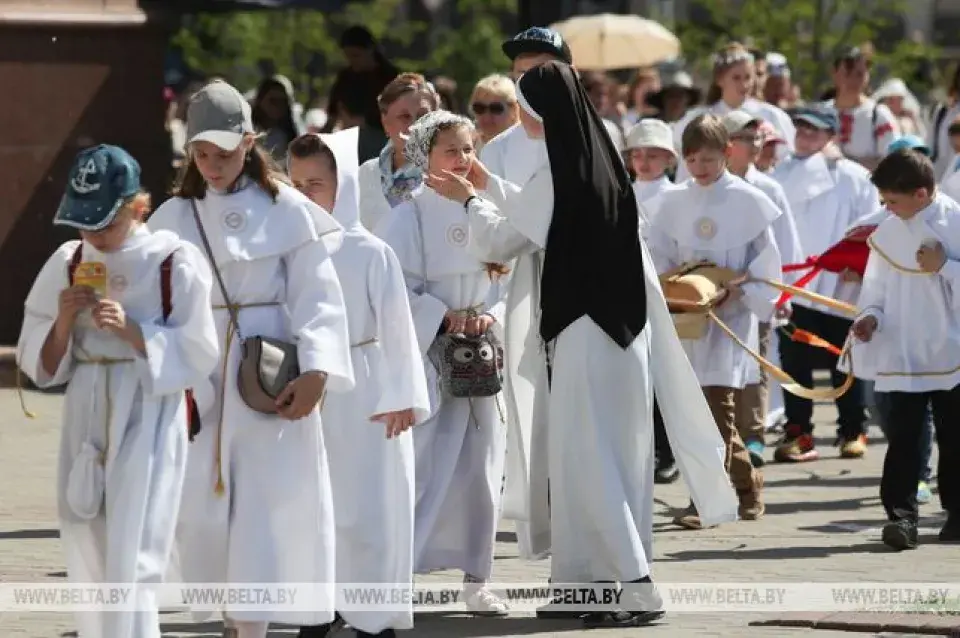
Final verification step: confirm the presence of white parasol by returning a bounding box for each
[551,13,680,70]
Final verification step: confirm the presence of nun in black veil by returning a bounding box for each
[427,61,737,628]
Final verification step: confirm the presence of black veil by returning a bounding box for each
[518,61,647,349]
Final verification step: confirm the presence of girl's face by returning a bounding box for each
[382,92,434,144]
[290,154,338,213]
[629,147,674,181]
[882,95,904,115]
[258,86,289,124]
[727,125,763,169]
[80,208,137,254]
[427,125,474,177]
[191,137,254,191]
[471,88,517,143]
[717,60,753,104]
[518,107,544,139]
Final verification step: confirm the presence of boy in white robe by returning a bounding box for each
[771,105,877,463]
[850,148,960,549]
[646,113,782,529]
[721,109,804,468]
[17,145,219,638]
[288,128,431,638]
[625,118,682,484]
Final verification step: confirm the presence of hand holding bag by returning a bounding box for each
[190,201,300,415]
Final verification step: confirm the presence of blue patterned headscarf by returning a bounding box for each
[378,140,422,207]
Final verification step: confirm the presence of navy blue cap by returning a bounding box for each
[886,134,931,157]
[54,145,141,232]
[502,27,573,65]
[791,106,838,133]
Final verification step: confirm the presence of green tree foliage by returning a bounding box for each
[670,0,939,99]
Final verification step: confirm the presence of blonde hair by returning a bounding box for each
[471,74,517,104]
[124,191,152,220]
[378,72,439,113]
[707,42,754,104]
[681,114,729,157]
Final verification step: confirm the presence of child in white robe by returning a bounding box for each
[772,105,877,463]
[288,128,431,638]
[147,80,355,638]
[850,148,960,549]
[721,109,804,467]
[646,113,782,530]
[376,110,510,615]
[17,144,219,638]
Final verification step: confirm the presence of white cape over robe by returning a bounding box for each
[465,164,738,579]
[149,182,354,626]
[317,128,431,634]
[17,227,219,638]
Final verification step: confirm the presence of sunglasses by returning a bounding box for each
[472,101,508,116]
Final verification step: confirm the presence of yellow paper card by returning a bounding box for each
[73,262,107,297]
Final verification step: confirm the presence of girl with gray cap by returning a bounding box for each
[149,79,355,638]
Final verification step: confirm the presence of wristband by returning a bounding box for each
[464,195,478,210]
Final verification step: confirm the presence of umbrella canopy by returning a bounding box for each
[551,13,680,71]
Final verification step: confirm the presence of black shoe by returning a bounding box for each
[297,613,343,638]
[536,601,585,619]
[654,462,679,484]
[582,609,666,628]
[881,520,918,551]
[357,631,396,637]
[939,513,960,543]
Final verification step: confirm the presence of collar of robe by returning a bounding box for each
[869,196,960,272]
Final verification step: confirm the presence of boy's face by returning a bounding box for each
[684,147,727,186]
[727,124,762,168]
[630,147,674,181]
[290,154,338,213]
[880,188,930,220]
[512,53,558,80]
[79,208,137,254]
[793,122,832,157]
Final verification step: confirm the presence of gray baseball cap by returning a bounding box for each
[186,80,254,151]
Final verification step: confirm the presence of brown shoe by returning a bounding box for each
[738,488,765,520]
[673,502,702,530]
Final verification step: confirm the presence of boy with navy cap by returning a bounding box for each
[17,144,219,638]
[771,104,877,464]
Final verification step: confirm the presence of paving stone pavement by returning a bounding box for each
[0,388,951,638]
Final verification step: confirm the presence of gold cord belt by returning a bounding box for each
[352,337,378,348]
[74,354,135,465]
[210,301,281,496]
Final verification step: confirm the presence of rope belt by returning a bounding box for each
[662,260,856,401]
[352,337,378,348]
[210,301,281,496]
[74,355,135,465]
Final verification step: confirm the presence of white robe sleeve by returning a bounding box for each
[17,242,80,388]
[482,271,511,343]
[938,258,960,311]
[136,242,220,397]
[482,169,554,250]
[283,237,355,393]
[369,243,432,423]
[466,193,537,262]
[644,225,682,274]
[856,251,889,331]
[404,276,449,358]
[740,226,782,320]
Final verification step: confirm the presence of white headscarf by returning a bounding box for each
[873,78,922,116]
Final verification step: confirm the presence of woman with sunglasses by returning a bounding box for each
[469,74,520,152]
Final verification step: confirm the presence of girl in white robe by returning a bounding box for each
[147,80,355,638]
[376,110,511,615]
[287,128,431,638]
[17,144,220,638]
[427,61,738,629]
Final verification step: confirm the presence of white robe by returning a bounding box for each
[465,165,738,581]
[17,227,219,638]
[478,126,553,560]
[316,129,431,634]
[854,196,960,393]
[772,153,879,317]
[148,182,355,626]
[376,186,508,580]
[358,156,393,233]
[633,175,681,240]
[646,171,783,389]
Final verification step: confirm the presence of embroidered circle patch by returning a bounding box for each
[694,217,717,240]
[221,209,247,232]
[109,274,127,292]
[447,223,467,247]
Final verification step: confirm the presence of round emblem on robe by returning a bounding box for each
[446,223,468,247]
[221,209,247,233]
[694,217,717,240]
[109,274,128,293]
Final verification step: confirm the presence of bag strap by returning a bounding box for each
[189,200,242,337]
[160,251,176,323]
[68,243,83,284]
[411,198,428,294]
[932,104,949,161]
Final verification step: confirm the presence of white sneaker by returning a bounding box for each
[463,585,509,616]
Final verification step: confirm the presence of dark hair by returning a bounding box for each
[431,76,461,114]
[682,113,729,156]
[172,141,282,200]
[340,25,375,49]
[749,47,766,61]
[871,149,936,194]
[833,45,871,70]
[580,70,609,93]
[252,77,299,143]
[287,134,337,170]
[948,120,960,137]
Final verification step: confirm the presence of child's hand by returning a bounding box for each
[371,408,416,439]
[425,170,477,205]
[92,299,128,334]
[917,240,947,273]
[839,268,862,283]
[57,285,97,329]
[720,281,744,304]
[852,315,878,343]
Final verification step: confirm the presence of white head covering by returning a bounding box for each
[319,128,361,229]
[402,110,474,170]
[873,78,921,116]
[625,119,677,157]
[515,77,543,122]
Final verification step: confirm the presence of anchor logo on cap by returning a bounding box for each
[71,158,101,195]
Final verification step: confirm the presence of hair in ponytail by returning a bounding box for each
[707,42,754,104]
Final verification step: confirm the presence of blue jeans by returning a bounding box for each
[867,381,934,483]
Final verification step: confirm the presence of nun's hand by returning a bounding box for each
[425,170,476,205]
